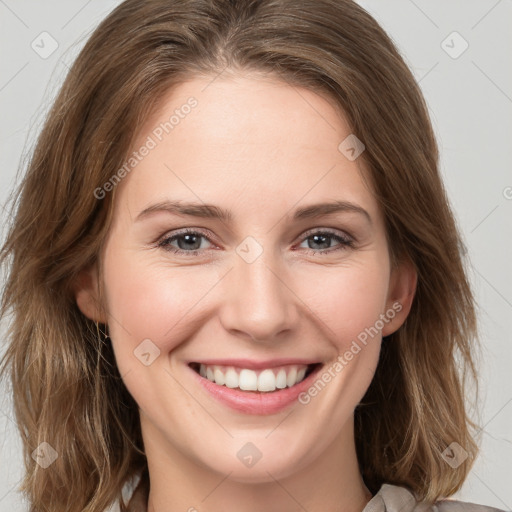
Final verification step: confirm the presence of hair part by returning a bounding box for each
[0,0,481,510]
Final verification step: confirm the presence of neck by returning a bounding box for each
[142,414,373,512]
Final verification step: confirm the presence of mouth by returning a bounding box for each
[188,362,322,393]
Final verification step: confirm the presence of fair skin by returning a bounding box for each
[75,72,416,512]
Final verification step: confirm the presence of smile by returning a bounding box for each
[189,362,319,392]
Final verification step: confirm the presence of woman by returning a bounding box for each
[0,1,505,511]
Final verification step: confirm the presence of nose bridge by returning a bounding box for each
[220,237,297,341]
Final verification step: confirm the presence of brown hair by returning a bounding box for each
[0,0,481,510]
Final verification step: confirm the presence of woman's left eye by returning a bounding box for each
[296,230,355,254]
[156,228,354,256]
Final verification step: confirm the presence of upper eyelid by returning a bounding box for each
[158,226,354,248]
[299,226,353,240]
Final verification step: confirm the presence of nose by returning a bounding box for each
[218,244,300,343]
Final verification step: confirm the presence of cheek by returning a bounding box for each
[296,259,389,348]
[102,248,223,356]
[292,263,388,424]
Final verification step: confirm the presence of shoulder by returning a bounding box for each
[433,500,506,512]
[365,483,507,512]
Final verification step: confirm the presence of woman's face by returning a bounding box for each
[77,72,415,483]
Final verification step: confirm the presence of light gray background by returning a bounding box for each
[0,1,511,510]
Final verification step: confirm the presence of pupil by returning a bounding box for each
[179,234,200,250]
[310,234,329,250]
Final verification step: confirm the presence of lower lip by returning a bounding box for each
[189,364,322,415]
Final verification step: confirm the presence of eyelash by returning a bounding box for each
[156,228,355,257]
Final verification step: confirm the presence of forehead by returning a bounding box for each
[138,71,350,145]
[113,73,379,223]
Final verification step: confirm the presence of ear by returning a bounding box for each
[382,257,417,337]
[73,265,108,324]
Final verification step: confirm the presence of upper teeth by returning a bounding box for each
[198,364,308,392]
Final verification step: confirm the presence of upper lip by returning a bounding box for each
[188,358,321,370]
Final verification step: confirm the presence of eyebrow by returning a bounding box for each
[135,199,372,225]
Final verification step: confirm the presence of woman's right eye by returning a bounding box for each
[157,229,214,256]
